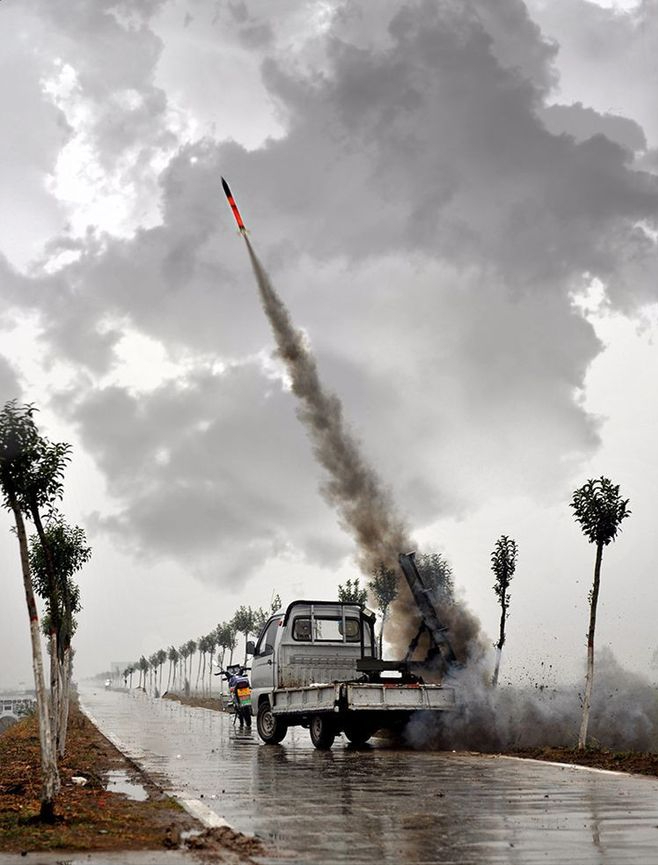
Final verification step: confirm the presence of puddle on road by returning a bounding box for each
[105,769,149,801]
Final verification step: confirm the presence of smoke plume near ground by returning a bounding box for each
[406,647,658,753]
[244,236,484,664]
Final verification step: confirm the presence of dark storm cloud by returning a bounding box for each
[2,0,657,581]
[540,103,647,152]
[53,363,351,580]
[235,2,658,288]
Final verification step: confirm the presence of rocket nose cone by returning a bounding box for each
[221,177,231,197]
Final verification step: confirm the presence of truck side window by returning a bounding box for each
[292,618,312,641]
[255,617,280,656]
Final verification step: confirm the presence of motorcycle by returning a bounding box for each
[215,663,252,728]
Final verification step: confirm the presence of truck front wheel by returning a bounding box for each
[310,714,336,750]
[257,702,288,744]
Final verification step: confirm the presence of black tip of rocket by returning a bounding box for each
[221,176,231,198]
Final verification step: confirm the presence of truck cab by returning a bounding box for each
[249,598,454,749]
[250,600,377,708]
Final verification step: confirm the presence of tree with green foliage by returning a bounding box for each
[183,639,197,695]
[166,646,178,692]
[337,578,368,605]
[252,606,270,639]
[368,563,398,657]
[0,401,68,821]
[571,476,630,750]
[232,606,256,663]
[215,621,237,670]
[270,593,282,613]
[29,514,91,753]
[205,631,218,696]
[139,655,150,690]
[490,535,518,687]
[416,552,455,607]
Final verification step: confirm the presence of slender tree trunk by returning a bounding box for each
[492,599,508,687]
[195,651,202,694]
[578,542,604,750]
[166,661,172,693]
[10,498,60,820]
[58,647,72,756]
[378,607,389,659]
[29,502,66,750]
[208,649,214,696]
[49,633,59,744]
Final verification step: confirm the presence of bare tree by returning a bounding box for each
[571,476,630,750]
[368,563,398,657]
[490,535,518,687]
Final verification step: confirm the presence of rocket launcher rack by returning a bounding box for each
[356,551,457,683]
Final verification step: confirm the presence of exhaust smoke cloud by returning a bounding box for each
[242,237,656,756]
[244,236,484,665]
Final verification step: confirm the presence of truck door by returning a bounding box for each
[250,616,281,695]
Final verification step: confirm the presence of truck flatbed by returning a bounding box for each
[271,681,456,714]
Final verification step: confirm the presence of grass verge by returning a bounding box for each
[0,699,261,860]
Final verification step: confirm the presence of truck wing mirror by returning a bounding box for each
[246,640,256,656]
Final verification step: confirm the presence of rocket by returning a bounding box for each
[221,176,247,234]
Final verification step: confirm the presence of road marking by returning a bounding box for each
[79,700,244,832]
[498,754,634,777]
[177,798,232,829]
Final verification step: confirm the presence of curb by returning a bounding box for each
[497,753,635,778]
[79,701,238,832]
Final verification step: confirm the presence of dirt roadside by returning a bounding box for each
[0,701,263,863]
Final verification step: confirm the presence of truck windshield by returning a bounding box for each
[292,616,361,642]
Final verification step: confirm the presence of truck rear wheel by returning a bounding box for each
[343,720,373,745]
[257,702,287,744]
[310,714,336,749]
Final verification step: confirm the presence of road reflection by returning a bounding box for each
[81,687,658,864]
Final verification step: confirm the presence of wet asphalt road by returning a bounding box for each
[80,686,658,864]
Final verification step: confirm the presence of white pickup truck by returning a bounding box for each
[248,598,456,749]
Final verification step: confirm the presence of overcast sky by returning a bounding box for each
[1,0,657,689]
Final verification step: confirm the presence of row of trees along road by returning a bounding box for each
[121,596,282,698]
[118,476,627,753]
[0,401,91,822]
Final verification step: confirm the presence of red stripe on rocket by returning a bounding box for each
[221,176,247,234]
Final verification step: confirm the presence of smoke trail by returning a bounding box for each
[244,237,484,665]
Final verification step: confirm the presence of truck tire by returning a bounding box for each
[310,714,336,750]
[257,702,287,744]
[343,720,373,745]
